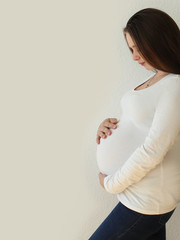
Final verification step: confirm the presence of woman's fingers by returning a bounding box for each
[101,118,119,134]
[96,130,107,144]
[96,118,119,144]
[96,136,100,144]
[96,135,102,144]
[104,118,119,129]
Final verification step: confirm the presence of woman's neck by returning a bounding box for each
[156,70,169,77]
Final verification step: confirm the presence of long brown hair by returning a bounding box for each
[123,8,180,74]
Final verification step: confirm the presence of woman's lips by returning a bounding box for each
[139,62,145,66]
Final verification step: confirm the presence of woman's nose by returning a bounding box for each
[132,52,140,61]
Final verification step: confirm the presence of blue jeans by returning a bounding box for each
[89,202,175,240]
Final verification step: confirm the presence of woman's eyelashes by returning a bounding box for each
[129,47,141,55]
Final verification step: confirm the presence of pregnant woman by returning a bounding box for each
[89,8,180,240]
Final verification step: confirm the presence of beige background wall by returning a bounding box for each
[1,1,180,239]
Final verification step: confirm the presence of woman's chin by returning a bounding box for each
[144,63,154,71]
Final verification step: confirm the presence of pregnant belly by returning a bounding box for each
[96,119,145,175]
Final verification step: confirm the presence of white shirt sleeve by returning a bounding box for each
[104,78,180,194]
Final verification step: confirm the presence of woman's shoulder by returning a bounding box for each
[160,73,180,91]
[163,73,180,84]
[160,74,180,100]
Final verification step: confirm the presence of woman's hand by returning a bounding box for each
[96,118,119,144]
[98,172,108,189]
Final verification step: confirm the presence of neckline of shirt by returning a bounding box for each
[133,73,177,92]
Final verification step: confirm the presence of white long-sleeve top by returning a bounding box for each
[97,73,180,215]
